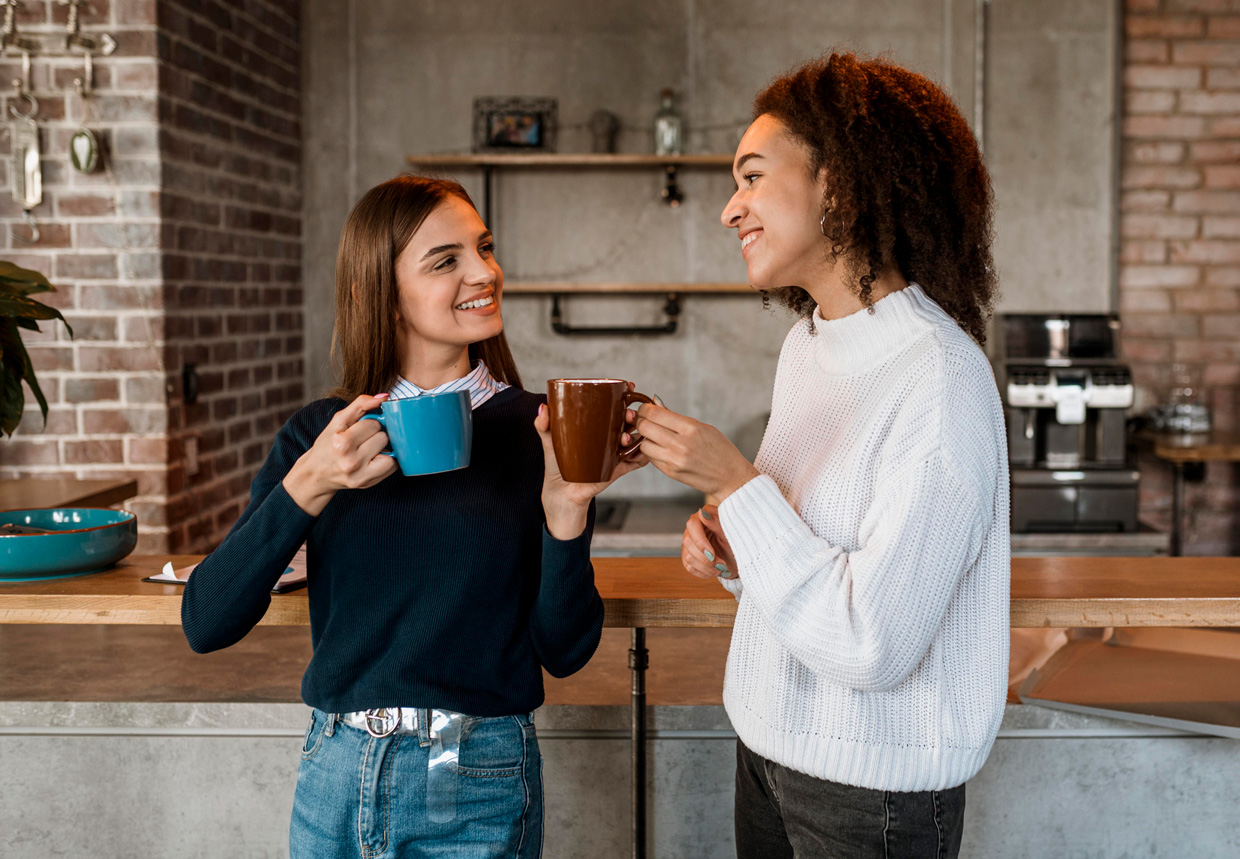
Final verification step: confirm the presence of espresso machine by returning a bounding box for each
[999,314,1140,532]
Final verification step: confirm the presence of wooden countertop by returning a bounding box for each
[2,555,1239,628]
[0,477,139,511]
[1150,431,1240,463]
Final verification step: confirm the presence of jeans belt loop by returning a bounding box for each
[363,707,402,738]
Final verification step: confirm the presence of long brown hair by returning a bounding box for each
[753,54,997,343]
[328,175,522,401]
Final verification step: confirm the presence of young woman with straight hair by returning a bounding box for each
[182,175,644,858]
[629,54,1009,858]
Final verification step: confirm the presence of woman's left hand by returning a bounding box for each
[534,402,649,540]
[629,403,759,501]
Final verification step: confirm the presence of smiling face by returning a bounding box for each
[393,194,505,355]
[720,113,829,291]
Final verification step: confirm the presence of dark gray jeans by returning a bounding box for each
[735,740,965,859]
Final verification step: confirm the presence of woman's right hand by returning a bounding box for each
[282,394,399,516]
[681,504,738,581]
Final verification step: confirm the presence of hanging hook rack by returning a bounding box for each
[1,2,40,55]
[0,1,117,86]
[61,0,116,95]
[0,1,117,245]
[62,0,115,52]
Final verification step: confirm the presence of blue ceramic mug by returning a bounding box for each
[360,390,473,476]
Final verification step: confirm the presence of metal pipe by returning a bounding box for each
[1109,0,1125,313]
[974,0,989,152]
[630,627,648,859]
[1172,463,1185,557]
[482,165,494,229]
[550,294,681,337]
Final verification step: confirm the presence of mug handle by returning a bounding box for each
[359,413,397,458]
[618,391,655,460]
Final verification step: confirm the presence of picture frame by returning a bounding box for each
[472,97,558,153]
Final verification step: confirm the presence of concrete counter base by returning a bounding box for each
[3,701,1238,857]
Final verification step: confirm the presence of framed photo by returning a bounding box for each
[472,97,558,153]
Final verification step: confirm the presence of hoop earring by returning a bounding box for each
[819,212,828,236]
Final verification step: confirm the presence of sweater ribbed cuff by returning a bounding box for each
[540,524,591,582]
[718,475,812,563]
[263,481,318,549]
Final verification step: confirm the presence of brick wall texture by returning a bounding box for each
[0,0,302,554]
[158,0,303,552]
[1121,0,1240,553]
[0,1,167,550]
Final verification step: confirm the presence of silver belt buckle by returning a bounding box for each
[363,707,402,738]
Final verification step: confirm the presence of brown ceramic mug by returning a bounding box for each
[547,379,655,483]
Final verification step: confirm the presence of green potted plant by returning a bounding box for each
[0,262,72,437]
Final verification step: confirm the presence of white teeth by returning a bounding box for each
[742,232,760,248]
[455,296,494,310]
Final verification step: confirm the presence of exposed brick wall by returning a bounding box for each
[0,1,167,552]
[158,0,303,552]
[0,0,303,556]
[1121,0,1240,553]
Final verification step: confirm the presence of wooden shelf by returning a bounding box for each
[1149,431,1240,464]
[504,281,752,295]
[406,153,734,168]
[403,154,744,307]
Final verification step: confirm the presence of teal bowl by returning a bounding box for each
[0,508,138,582]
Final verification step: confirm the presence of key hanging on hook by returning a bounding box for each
[11,116,42,244]
[70,55,101,174]
[10,54,42,246]
[61,0,114,173]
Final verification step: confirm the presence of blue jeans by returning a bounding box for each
[289,709,543,859]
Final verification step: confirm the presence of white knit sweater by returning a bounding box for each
[717,284,1010,792]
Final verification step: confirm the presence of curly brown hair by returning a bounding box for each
[753,53,997,343]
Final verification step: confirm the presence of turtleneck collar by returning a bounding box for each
[810,283,939,375]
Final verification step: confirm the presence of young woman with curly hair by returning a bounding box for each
[631,54,1009,857]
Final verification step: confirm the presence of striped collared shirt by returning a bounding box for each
[388,361,510,410]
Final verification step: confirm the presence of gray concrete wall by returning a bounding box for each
[986,0,1120,314]
[301,0,1117,498]
[3,702,1238,857]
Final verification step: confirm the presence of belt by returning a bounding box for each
[340,707,425,738]
[338,706,532,740]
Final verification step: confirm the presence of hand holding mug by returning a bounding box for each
[630,403,760,501]
[283,393,399,516]
[681,505,738,580]
[535,380,651,540]
[358,390,472,477]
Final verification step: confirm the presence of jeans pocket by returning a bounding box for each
[300,709,329,761]
[456,715,525,777]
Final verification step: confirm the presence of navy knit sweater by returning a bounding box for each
[181,387,603,717]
